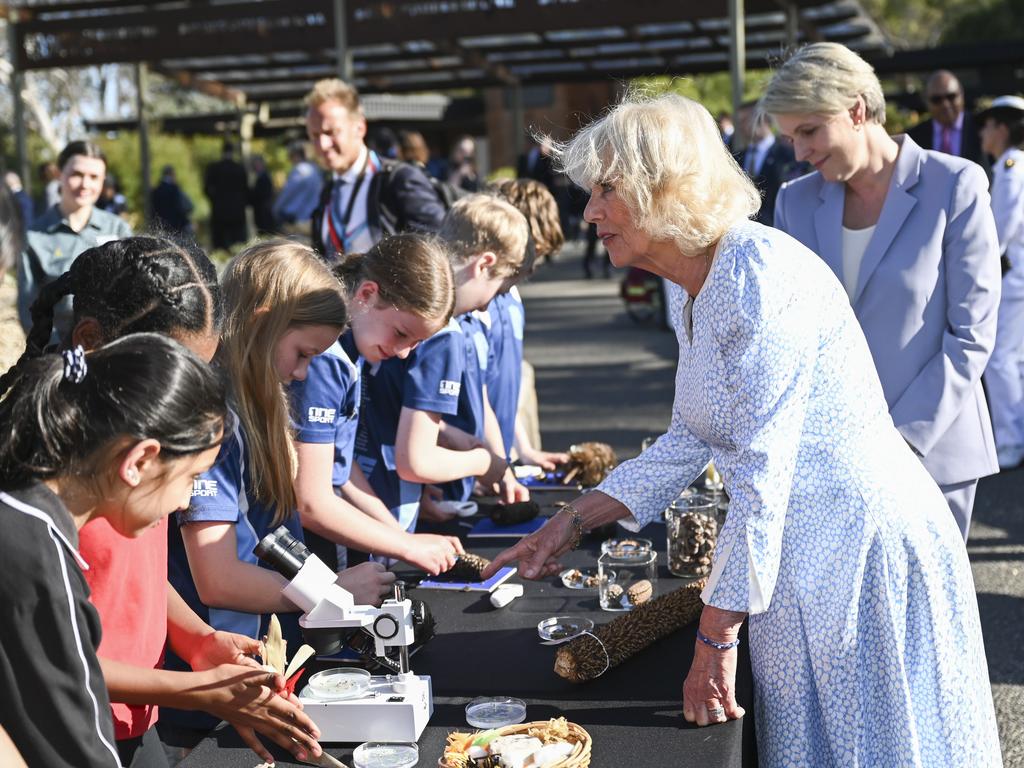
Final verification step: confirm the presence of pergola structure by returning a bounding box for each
[3,0,888,213]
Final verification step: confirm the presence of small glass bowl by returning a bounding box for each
[352,742,418,768]
[305,667,371,701]
[465,696,527,728]
[537,616,594,643]
[600,537,653,560]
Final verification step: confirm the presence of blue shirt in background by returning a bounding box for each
[289,331,363,487]
[439,312,490,501]
[481,287,525,458]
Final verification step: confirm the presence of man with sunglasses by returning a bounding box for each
[908,70,987,170]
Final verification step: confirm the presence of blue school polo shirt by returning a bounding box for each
[289,331,363,488]
[355,318,464,529]
[438,312,489,502]
[482,288,525,458]
[164,412,304,729]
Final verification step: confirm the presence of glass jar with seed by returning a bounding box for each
[665,491,719,579]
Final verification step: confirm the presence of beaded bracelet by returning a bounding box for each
[696,629,741,650]
[559,504,585,550]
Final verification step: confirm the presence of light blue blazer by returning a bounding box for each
[775,134,1000,486]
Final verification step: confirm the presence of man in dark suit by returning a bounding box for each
[203,141,249,250]
[306,78,445,262]
[735,101,807,226]
[908,70,986,169]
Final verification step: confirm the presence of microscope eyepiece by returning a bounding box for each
[254,525,310,580]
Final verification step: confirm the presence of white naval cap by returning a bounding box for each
[981,95,1024,115]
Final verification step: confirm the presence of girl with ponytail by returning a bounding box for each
[290,233,463,573]
[9,236,322,767]
[0,334,238,768]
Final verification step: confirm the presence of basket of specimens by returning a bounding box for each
[440,717,591,768]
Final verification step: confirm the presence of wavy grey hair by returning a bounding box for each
[554,92,760,256]
[760,43,887,125]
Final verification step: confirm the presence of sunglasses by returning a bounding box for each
[929,92,960,105]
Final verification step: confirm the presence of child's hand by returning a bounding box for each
[188,630,263,672]
[336,561,397,606]
[198,665,322,765]
[418,485,456,522]
[518,446,570,471]
[496,468,531,504]
[403,533,464,575]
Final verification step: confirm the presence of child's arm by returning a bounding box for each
[396,407,504,485]
[294,440,462,575]
[482,391,530,503]
[339,462,403,529]
[513,415,569,469]
[181,521,297,613]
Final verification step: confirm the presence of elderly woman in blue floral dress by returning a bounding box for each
[483,92,1001,766]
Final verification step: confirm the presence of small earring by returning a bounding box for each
[127,469,140,484]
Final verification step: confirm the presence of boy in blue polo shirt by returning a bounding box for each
[356,195,532,532]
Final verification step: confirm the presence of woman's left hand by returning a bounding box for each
[682,640,745,727]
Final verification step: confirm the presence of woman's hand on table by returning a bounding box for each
[199,665,323,764]
[682,606,747,727]
[335,561,397,606]
[481,507,576,580]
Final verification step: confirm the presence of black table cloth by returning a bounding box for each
[179,506,757,768]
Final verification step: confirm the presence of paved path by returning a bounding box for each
[522,243,1023,766]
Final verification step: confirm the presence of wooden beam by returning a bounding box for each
[151,66,247,107]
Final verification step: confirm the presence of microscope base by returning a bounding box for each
[299,674,433,743]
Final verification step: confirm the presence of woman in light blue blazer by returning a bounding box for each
[764,43,1001,540]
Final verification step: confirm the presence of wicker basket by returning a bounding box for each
[438,719,592,768]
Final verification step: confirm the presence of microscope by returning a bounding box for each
[255,526,435,743]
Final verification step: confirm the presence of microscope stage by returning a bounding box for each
[298,674,433,743]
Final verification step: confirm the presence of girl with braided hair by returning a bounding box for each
[7,236,324,768]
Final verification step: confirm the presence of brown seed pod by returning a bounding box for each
[445,553,492,581]
[488,499,541,526]
[554,579,707,683]
[625,579,653,606]
[563,442,618,487]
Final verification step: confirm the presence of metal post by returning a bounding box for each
[510,82,525,165]
[332,0,353,81]
[784,2,800,50]
[728,0,746,118]
[135,62,152,224]
[7,17,30,195]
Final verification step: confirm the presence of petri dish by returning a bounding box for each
[305,667,371,701]
[465,696,527,728]
[353,742,419,768]
[559,567,603,590]
[537,616,594,643]
[601,538,653,560]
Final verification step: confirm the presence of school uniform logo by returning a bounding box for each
[192,479,219,498]
[308,406,337,424]
[439,380,461,397]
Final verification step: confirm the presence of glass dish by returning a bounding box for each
[465,696,527,728]
[598,549,657,611]
[305,667,371,701]
[352,742,418,768]
[559,567,602,590]
[600,537,653,559]
[537,616,594,643]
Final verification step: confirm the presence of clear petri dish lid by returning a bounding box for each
[353,742,419,768]
[465,696,527,728]
[305,667,371,701]
[559,567,603,590]
[537,616,594,644]
[600,538,653,559]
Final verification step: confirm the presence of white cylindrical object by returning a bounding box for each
[282,555,347,612]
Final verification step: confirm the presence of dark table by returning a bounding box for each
[181,502,757,768]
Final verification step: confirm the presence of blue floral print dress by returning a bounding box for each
[598,220,1001,766]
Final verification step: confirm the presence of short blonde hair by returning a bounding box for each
[556,92,760,255]
[491,178,565,263]
[439,194,530,278]
[760,43,886,124]
[305,78,361,114]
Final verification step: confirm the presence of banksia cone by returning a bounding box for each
[489,499,541,526]
[446,552,492,581]
[554,578,707,683]
[563,442,617,487]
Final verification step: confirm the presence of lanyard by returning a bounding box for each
[325,152,375,256]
